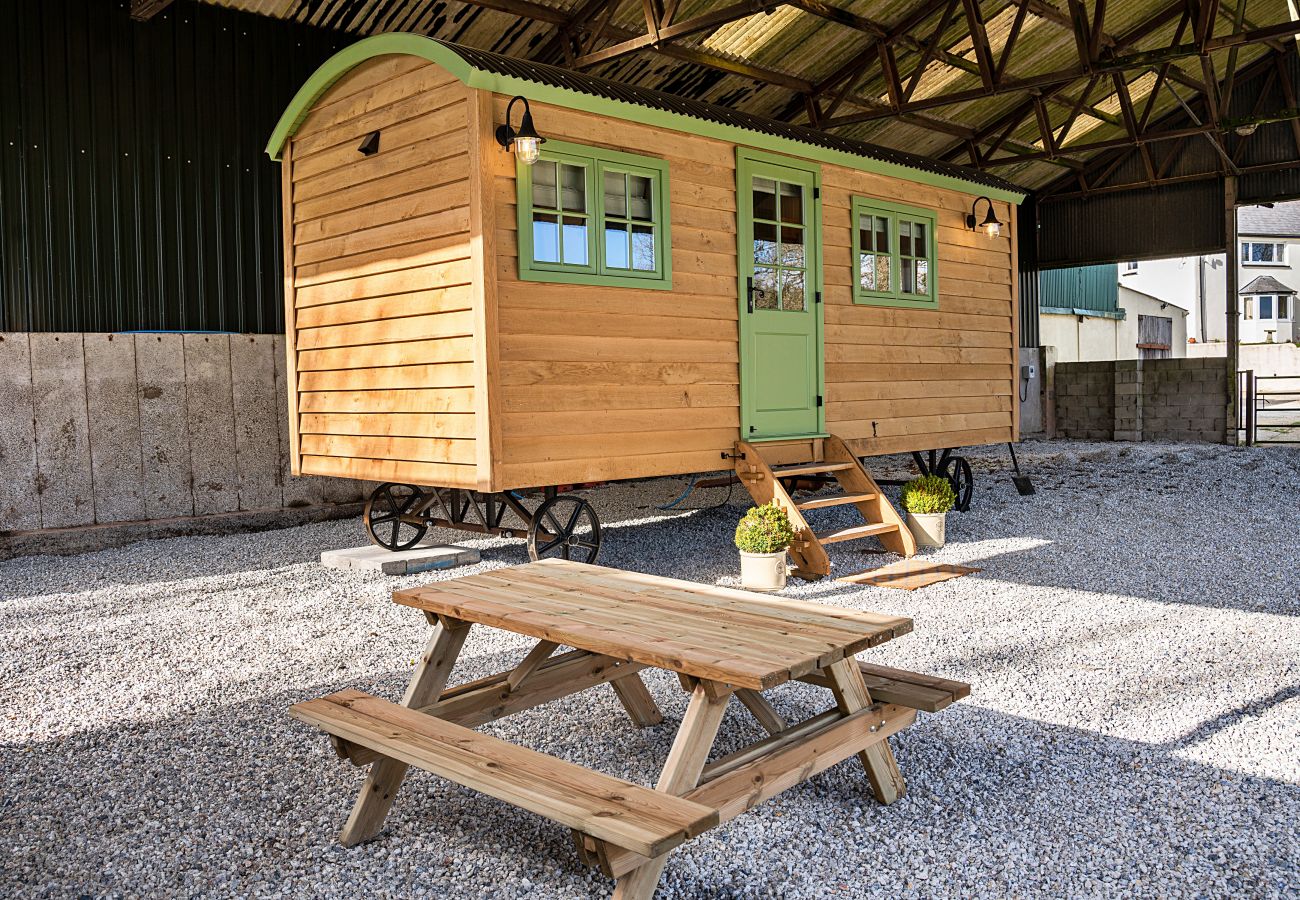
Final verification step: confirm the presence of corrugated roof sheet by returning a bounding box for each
[438,39,1023,194]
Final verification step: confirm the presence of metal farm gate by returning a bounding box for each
[1239,371,1300,444]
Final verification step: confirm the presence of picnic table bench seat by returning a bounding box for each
[800,662,970,713]
[291,688,719,859]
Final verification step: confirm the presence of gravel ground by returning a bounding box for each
[3,439,1299,899]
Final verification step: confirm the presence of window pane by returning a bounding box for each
[753,266,778,310]
[629,175,653,221]
[631,225,655,271]
[779,182,803,224]
[562,216,588,264]
[603,170,627,218]
[780,268,806,311]
[1281,296,1290,318]
[561,164,586,212]
[876,254,890,292]
[860,253,875,291]
[875,216,889,253]
[532,160,558,209]
[1261,296,1274,318]
[753,177,777,220]
[605,221,629,269]
[1241,243,1250,262]
[911,221,928,259]
[914,259,928,295]
[780,226,805,268]
[901,257,915,294]
[532,213,559,263]
[898,220,913,258]
[1244,298,1254,319]
[754,221,778,265]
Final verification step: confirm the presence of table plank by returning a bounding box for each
[393,560,913,690]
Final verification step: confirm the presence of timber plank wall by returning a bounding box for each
[0,332,364,537]
[487,95,1017,488]
[284,58,481,489]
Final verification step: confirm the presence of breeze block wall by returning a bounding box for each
[0,332,367,557]
[1055,358,1227,442]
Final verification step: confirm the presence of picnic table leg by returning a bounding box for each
[338,617,471,847]
[610,673,664,727]
[823,657,906,804]
[613,681,729,900]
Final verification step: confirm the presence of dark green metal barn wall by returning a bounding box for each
[0,0,342,332]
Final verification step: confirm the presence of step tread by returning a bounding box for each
[770,461,856,478]
[795,492,878,510]
[290,689,718,858]
[814,522,900,544]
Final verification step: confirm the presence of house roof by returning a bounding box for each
[1237,201,1300,238]
[267,34,1024,200]
[1240,274,1298,296]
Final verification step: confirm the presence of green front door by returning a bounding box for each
[737,150,824,440]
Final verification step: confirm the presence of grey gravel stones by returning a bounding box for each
[2,439,1298,898]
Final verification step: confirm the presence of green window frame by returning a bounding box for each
[851,196,938,309]
[516,140,672,290]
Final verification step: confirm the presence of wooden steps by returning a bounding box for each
[734,434,916,579]
[800,662,970,713]
[796,492,876,511]
[815,523,898,544]
[290,689,719,858]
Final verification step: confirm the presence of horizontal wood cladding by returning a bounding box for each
[490,97,741,488]
[286,59,479,489]
[485,92,1015,488]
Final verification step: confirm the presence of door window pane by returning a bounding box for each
[753,177,777,220]
[779,182,803,224]
[780,269,806,311]
[753,266,779,310]
[780,226,805,268]
[753,221,778,264]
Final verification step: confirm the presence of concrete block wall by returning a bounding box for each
[0,333,366,543]
[1055,357,1227,443]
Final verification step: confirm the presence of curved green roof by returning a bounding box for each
[267,33,1026,203]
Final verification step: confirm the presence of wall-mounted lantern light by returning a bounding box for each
[966,196,1002,239]
[495,95,545,165]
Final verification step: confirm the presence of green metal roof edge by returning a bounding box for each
[266,33,1027,204]
[1040,305,1127,320]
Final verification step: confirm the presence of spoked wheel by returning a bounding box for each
[527,494,602,564]
[940,456,974,512]
[364,483,429,551]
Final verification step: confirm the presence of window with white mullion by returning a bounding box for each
[1241,241,1288,265]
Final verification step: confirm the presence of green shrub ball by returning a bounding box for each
[900,474,957,514]
[734,501,796,554]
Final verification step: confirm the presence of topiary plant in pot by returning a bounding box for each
[900,474,957,549]
[734,501,795,591]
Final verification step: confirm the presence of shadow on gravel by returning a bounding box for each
[2,671,1296,899]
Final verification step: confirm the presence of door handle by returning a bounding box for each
[746,276,755,314]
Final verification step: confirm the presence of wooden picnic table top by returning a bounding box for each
[392,559,913,690]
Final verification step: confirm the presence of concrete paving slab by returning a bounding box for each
[320,542,481,575]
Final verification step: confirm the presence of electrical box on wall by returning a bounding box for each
[1021,364,1037,380]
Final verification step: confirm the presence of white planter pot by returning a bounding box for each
[906,512,947,549]
[739,550,788,592]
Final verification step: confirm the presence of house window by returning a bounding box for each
[1260,295,1274,319]
[852,197,938,309]
[1241,241,1287,265]
[517,141,671,290]
[1243,297,1255,319]
[1123,261,1139,274]
[1281,296,1292,319]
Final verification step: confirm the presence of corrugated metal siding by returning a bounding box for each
[1039,264,1121,315]
[0,0,341,332]
[1016,198,1039,348]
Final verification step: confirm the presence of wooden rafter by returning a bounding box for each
[570,2,771,68]
[959,0,996,91]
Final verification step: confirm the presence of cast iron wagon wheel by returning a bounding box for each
[364,482,429,551]
[527,494,602,564]
[941,456,974,513]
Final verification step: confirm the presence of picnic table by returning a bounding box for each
[291,559,968,898]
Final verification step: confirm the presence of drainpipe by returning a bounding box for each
[1197,255,1208,343]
